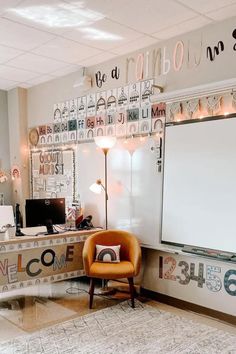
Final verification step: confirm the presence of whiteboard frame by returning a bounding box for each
[161,114,236,256]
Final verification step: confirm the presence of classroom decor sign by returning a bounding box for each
[29,79,166,147]
[30,148,75,205]
[143,250,236,315]
[0,241,84,293]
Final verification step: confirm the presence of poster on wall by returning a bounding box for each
[141,79,154,105]
[69,99,77,120]
[53,103,62,123]
[30,148,75,206]
[61,101,69,122]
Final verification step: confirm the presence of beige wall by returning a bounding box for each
[27,16,236,126]
[0,90,12,205]
[8,88,29,223]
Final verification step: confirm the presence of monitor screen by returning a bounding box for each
[25,198,66,229]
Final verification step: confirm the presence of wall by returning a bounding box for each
[142,249,236,316]
[8,88,30,222]
[27,16,236,126]
[0,90,12,205]
[23,15,236,315]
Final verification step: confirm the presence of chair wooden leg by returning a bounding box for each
[128,277,135,308]
[89,278,95,309]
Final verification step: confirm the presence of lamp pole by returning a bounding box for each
[103,148,109,230]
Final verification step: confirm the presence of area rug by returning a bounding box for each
[0,300,235,354]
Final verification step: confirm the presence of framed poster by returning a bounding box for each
[30,148,75,206]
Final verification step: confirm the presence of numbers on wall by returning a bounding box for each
[224,269,236,296]
[190,262,205,288]
[177,260,190,285]
[164,256,176,280]
[159,255,236,296]
[206,265,222,292]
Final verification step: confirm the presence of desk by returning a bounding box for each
[0,228,99,293]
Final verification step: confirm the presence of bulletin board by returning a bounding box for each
[30,148,75,206]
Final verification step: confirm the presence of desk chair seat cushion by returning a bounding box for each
[89,260,134,279]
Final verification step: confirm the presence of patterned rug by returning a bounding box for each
[0,300,235,354]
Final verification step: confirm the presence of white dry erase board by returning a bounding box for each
[162,116,236,254]
[77,136,163,247]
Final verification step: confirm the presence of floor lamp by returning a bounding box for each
[89,136,116,295]
[90,136,116,230]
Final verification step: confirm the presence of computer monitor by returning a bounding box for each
[25,198,66,234]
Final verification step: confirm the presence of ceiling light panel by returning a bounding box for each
[5,0,105,31]
[74,0,198,34]
[0,0,22,16]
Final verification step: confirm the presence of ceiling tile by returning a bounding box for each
[112,36,159,55]
[177,0,236,14]
[0,77,19,90]
[51,64,81,77]
[0,45,23,64]
[63,18,142,50]
[3,0,104,35]
[0,18,55,51]
[206,4,236,20]
[153,16,212,40]
[32,37,102,64]
[63,0,115,15]
[0,0,22,16]
[7,53,72,74]
[18,82,32,88]
[77,0,198,34]
[25,74,56,85]
[78,52,117,67]
[0,65,39,81]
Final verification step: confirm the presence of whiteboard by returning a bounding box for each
[162,117,236,254]
[77,136,163,247]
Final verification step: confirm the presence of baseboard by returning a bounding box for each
[140,287,236,326]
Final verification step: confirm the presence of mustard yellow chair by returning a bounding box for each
[82,229,141,309]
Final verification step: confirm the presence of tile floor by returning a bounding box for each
[0,277,235,342]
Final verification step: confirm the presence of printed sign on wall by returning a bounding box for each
[0,237,85,293]
[39,79,165,146]
[30,148,75,206]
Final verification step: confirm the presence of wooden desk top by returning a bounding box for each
[0,227,100,246]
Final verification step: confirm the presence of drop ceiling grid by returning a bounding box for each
[0,0,234,89]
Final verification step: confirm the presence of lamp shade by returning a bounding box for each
[89,181,103,194]
[94,136,116,149]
